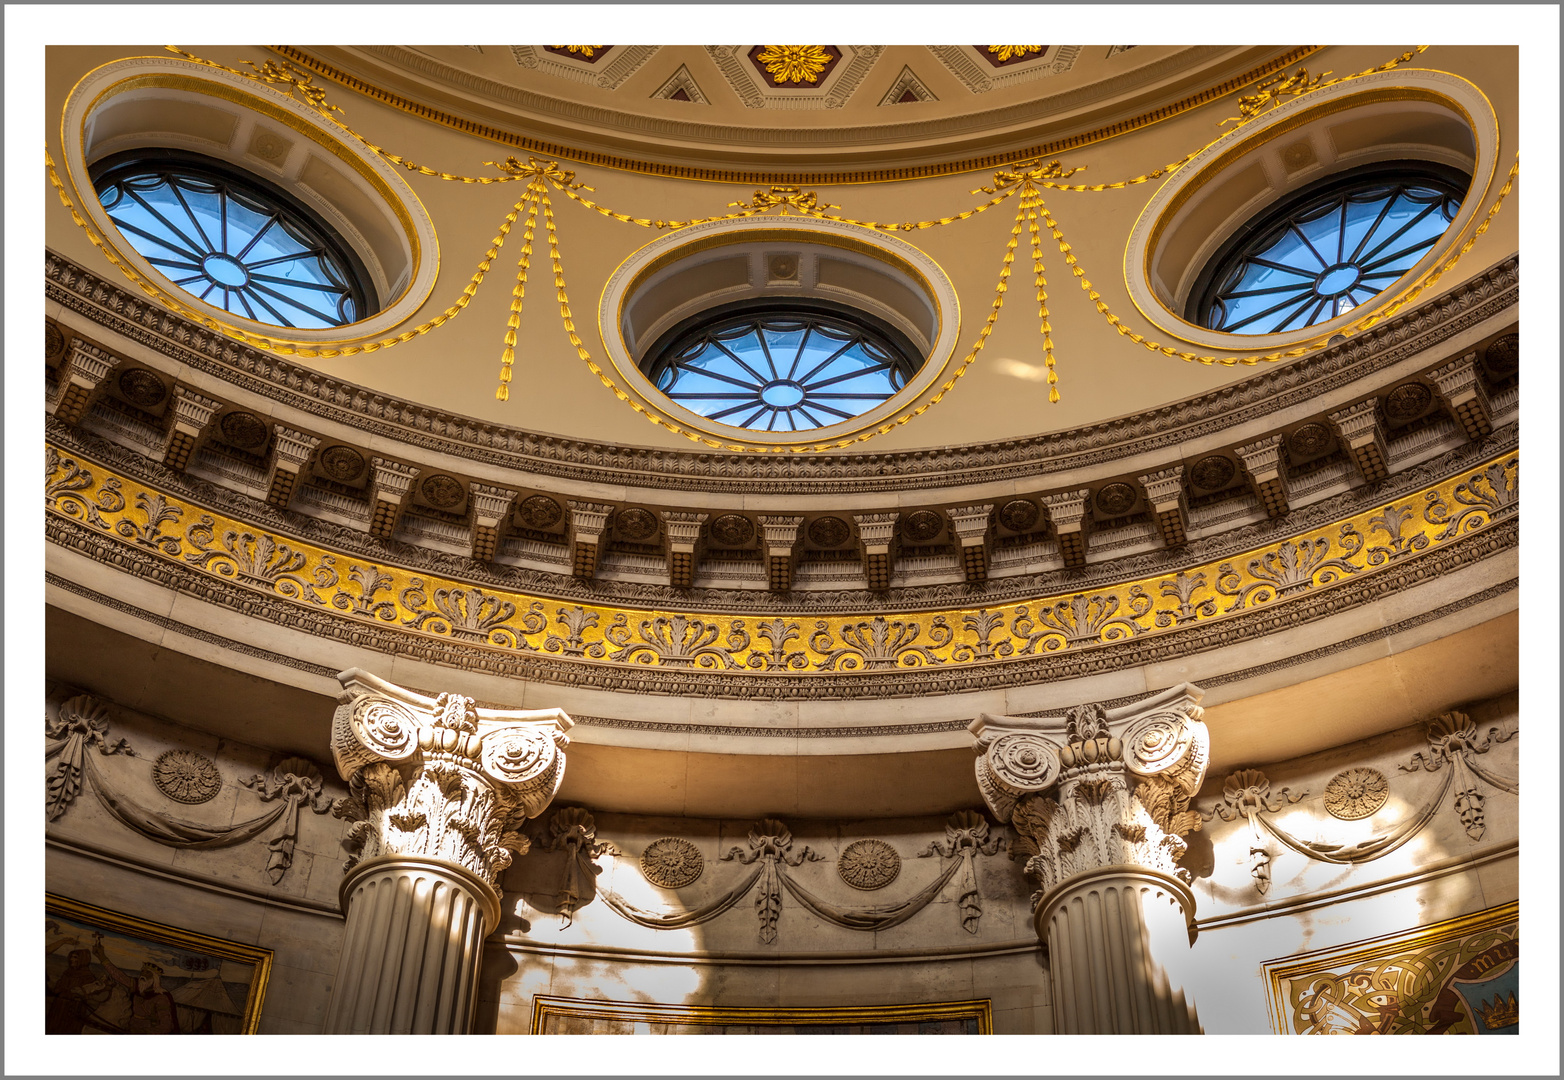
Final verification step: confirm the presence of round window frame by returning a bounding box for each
[90,147,381,329]
[60,55,439,348]
[598,218,962,451]
[1122,68,1499,352]
[640,297,928,435]
[1185,159,1471,334]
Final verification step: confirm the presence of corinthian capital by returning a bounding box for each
[969,683,1208,901]
[329,669,573,888]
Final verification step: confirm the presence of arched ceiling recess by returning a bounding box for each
[278,45,1318,181]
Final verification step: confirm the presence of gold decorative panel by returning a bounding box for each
[531,994,991,1034]
[1263,901,1519,1035]
[44,442,1517,680]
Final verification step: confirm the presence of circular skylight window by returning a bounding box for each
[1190,164,1468,335]
[92,151,375,330]
[642,303,923,433]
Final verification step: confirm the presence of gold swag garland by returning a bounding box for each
[47,45,1512,450]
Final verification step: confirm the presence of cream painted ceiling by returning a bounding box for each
[298,45,1295,172]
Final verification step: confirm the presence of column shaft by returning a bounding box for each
[1039,867,1200,1034]
[324,855,499,1034]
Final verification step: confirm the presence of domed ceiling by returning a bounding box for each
[281,45,1311,177]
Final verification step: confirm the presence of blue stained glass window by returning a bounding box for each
[1194,166,1468,335]
[643,308,923,433]
[92,152,373,330]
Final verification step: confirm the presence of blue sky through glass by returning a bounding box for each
[1204,179,1462,335]
[97,166,361,329]
[655,315,915,432]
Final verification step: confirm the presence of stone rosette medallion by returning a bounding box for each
[641,837,704,888]
[998,498,1039,532]
[519,494,563,529]
[153,748,222,803]
[837,838,901,890]
[1323,767,1389,820]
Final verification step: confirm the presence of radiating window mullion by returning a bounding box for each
[1336,198,1348,262]
[1344,194,1398,265]
[755,330,781,381]
[248,279,339,325]
[803,361,895,391]
[169,183,217,255]
[1358,200,1440,265]
[1227,290,1319,334]
[1286,223,1330,269]
[124,188,209,262]
[243,287,298,329]
[1246,257,1318,279]
[1358,233,1440,273]
[1218,281,1312,301]
[233,214,282,262]
[673,363,764,392]
[708,338,774,388]
[249,272,349,295]
[111,216,206,264]
[794,337,860,387]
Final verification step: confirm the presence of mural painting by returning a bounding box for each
[1264,900,1518,1035]
[45,894,270,1034]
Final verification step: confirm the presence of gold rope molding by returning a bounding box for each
[266,45,1323,186]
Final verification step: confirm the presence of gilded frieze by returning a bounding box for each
[45,443,1518,679]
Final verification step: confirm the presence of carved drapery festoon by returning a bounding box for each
[1200,768,1306,894]
[1198,711,1519,898]
[971,684,1209,1034]
[324,669,572,1035]
[594,814,1004,942]
[45,694,331,884]
[1399,711,1517,840]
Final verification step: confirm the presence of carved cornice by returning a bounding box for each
[46,435,1519,700]
[44,415,1518,615]
[45,251,1518,496]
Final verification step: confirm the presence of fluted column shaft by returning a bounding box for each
[324,855,500,1034]
[1039,866,1200,1034]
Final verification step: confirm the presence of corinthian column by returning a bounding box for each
[971,684,1209,1034]
[323,669,572,1034]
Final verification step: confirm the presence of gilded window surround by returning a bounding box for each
[45,434,1518,694]
[45,251,1518,497]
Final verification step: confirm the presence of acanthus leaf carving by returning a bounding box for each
[1423,457,1518,541]
[45,449,125,530]
[184,516,337,604]
[971,686,1209,909]
[114,491,182,555]
[329,673,572,888]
